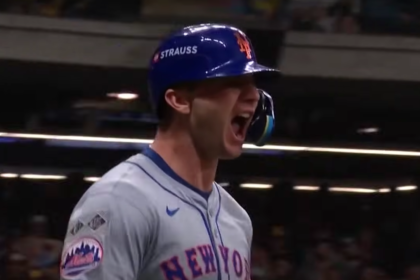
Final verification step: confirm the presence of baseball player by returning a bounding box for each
[60,23,281,280]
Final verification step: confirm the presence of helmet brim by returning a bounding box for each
[207,60,282,81]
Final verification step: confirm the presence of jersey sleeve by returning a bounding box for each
[60,190,157,280]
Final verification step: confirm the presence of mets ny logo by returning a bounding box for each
[235,32,252,60]
[60,237,103,279]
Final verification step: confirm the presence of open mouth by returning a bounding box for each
[231,113,252,140]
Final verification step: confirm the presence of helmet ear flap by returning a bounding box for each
[246,89,275,146]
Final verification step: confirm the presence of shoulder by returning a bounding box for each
[77,154,161,212]
[63,159,160,259]
[68,154,162,232]
[67,191,158,244]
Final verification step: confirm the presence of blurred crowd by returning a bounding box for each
[0,174,82,280]
[0,0,420,35]
[1,175,420,280]
[252,226,420,280]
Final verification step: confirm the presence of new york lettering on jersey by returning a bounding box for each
[158,244,251,280]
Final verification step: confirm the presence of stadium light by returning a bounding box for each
[0,173,18,178]
[357,127,379,134]
[0,173,104,182]
[240,183,273,189]
[294,185,320,191]
[20,174,66,180]
[396,185,417,191]
[84,177,101,182]
[2,132,420,157]
[107,93,138,100]
[329,187,378,193]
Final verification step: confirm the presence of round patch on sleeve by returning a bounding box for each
[60,237,103,279]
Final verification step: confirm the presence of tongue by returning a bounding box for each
[232,122,241,136]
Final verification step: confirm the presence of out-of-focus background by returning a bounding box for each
[2,0,420,279]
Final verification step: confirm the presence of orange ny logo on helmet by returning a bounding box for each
[234,32,252,59]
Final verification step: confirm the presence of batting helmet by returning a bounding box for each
[148,23,281,146]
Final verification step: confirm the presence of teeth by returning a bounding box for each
[238,113,251,119]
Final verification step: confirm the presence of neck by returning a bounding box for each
[151,127,218,193]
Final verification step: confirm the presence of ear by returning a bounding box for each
[164,88,191,115]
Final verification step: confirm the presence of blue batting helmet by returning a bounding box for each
[148,23,281,146]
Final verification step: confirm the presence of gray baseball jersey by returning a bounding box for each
[60,147,253,280]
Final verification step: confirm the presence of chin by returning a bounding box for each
[220,145,243,159]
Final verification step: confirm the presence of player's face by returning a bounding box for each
[189,75,259,159]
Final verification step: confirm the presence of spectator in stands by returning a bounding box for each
[286,0,360,33]
[360,264,389,280]
[0,219,6,277]
[252,244,272,280]
[405,262,420,280]
[0,0,62,16]
[272,257,295,280]
[10,215,62,276]
[358,226,378,263]
[5,253,29,280]
[61,0,142,20]
[330,0,360,33]
[241,0,283,19]
[338,238,364,280]
[32,0,64,17]
[270,226,291,257]
[297,238,341,280]
[361,0,419,35]
[287,0,337,32]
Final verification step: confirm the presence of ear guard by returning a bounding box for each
[246,89,275,147]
